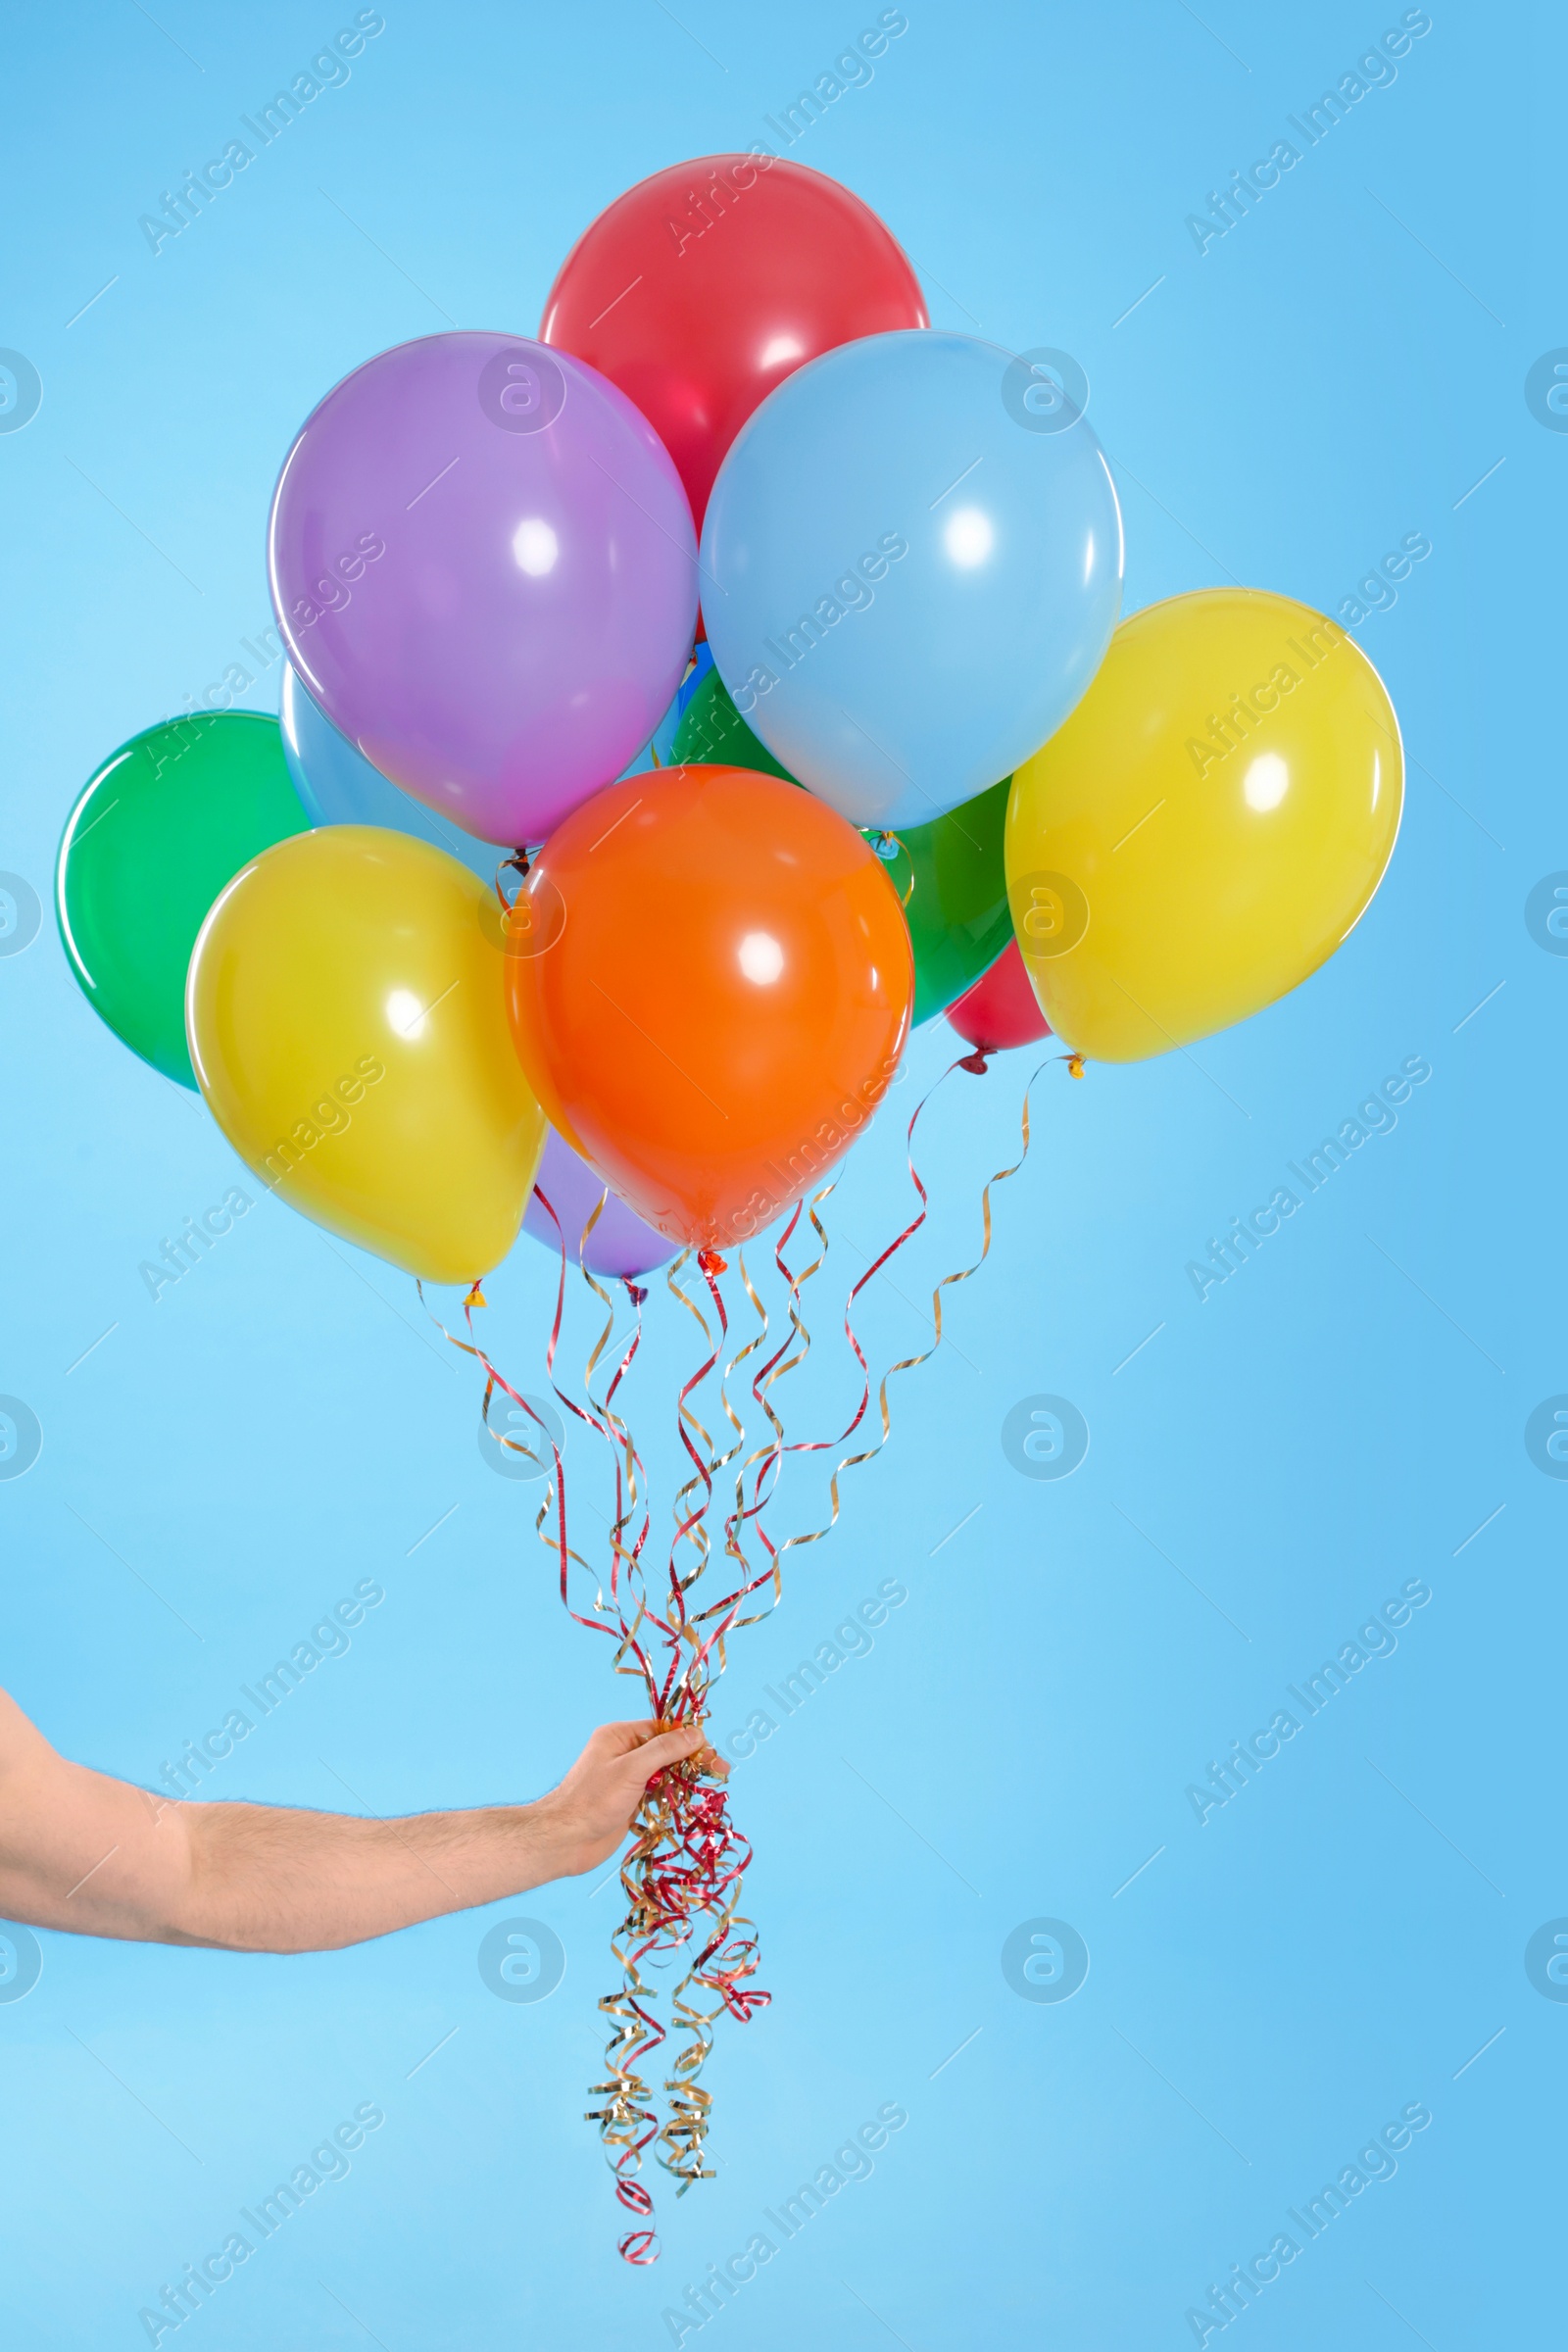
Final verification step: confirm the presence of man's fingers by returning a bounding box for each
[627,1727,727,1782]
[582,1720,731,1786]
[584,1719,662,1760]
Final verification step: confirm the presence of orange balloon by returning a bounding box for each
[506,766,913,1250]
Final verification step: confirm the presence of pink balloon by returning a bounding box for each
[268,332,697,845]
[521,1128,675,1281]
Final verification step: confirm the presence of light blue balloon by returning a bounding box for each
[280,662,508,883]
[701,330,1124,832]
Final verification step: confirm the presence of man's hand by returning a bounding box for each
[0,1689,729,1956]
[533,1719,729,1879]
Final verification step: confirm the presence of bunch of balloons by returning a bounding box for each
[56,153,1402,2260]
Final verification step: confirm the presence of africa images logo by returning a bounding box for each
[0,351,42,434]
[1002,1395,1089,1480]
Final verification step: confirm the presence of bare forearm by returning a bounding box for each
[178,1795,583,1952]
[0,1768,579,1954]
[0,1690,709,1956]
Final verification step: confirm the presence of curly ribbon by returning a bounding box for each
[710,1186,836,1635]
[419,1044,1084,2260]
[584,1245,773,2246]
[596,1047,1086,2227]
[871,829,916,909]
[593,1046,1086,2235]
[760,1046,1085,1574]
[423,1216,771,2258]
[574,1218,662,1695]
[713,1061,951,1584]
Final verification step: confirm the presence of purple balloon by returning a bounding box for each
[521,1128,674,1281]
[268,332,697,846]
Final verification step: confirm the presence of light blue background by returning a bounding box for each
[1,3,1559,2345]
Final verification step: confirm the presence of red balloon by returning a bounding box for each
[541,155,927,529]
[945,940,1052,1056]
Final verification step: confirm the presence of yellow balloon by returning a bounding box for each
[1005,589,1402,1061]
[187,826,545,1282]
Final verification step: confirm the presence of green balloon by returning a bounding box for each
[57,710,311,1089]
[671,669,1012,1024]
[896,771,1015,1024]
[672,664,795,780]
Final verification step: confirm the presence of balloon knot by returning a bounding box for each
[698,1249,728,1278]
[957,1049,992,1076]
[466,1279,488,1309]
[625,1280,649,1306]
[495,847,531,915]
[871,831,902,862]
[1066,1053,1086,1081]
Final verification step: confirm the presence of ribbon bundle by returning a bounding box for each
[426,1048,1074,2258]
